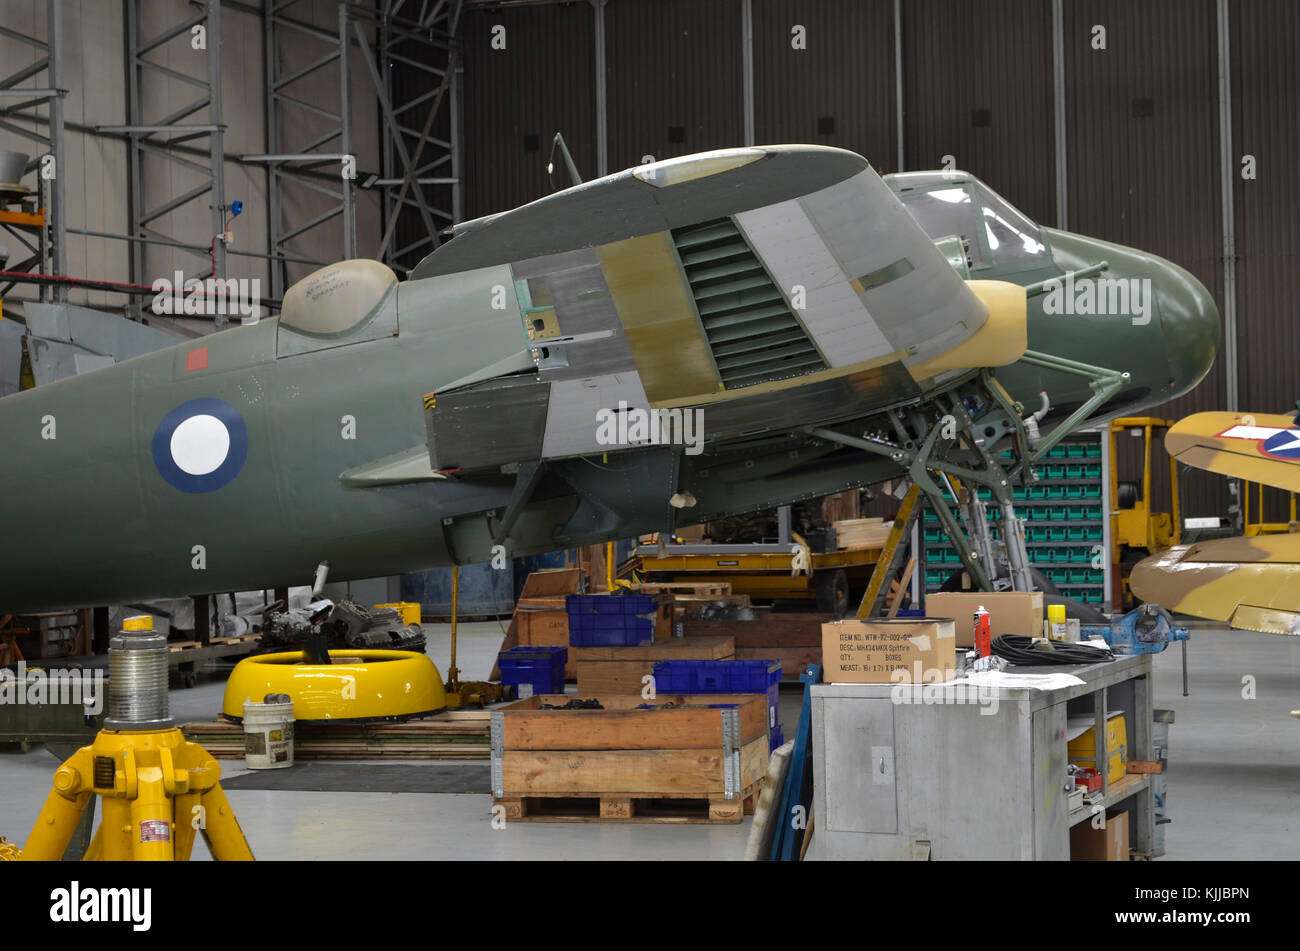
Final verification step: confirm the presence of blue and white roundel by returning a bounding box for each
[1262,428,1300,461]
[152,398,249,493]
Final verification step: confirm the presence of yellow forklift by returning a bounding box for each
[1109,417,1180,609]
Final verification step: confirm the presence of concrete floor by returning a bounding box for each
[1,620,1296,859]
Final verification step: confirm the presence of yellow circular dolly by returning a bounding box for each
[222,649,446,723]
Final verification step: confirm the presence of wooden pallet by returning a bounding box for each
[631,582,731,597]
[168,633,260,652]
[182,710,491,760]
[494,782,761,824]
[209,634,260,646]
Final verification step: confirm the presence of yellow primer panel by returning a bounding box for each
[906,279,1024,381]
[596,232,720,404]
[1130,533,1300,631]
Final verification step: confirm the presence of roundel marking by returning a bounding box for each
[152,397,249,493]
[1261,428,1300,461]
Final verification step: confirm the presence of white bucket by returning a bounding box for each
[242,697,295,769]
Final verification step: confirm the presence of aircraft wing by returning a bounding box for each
[410,145,1027,473]
[1165,411,1300,492]
[1130,533,1300,635]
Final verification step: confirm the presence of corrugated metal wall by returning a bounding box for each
[432,0,1297,520]
[1064,0,1226,516]
[1231,0,1300,521]
[751,0,897,171]
[459,4,597,219]
[903,0,1056,226]
[604,0,744,170]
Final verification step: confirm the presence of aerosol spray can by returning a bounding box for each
[973,605,992,659]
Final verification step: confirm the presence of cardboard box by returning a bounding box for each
[924,590,1044,648]
[1070,809,1129,861]
[820,618,957,684]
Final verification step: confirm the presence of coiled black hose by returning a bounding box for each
[991,634,1115,666]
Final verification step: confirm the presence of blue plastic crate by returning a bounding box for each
[567,613,653,647]
[653,658,781,693]
[565,594,656,616]
[652,659,783,750]
[498,646,567,696]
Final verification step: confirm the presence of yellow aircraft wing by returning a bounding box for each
[1165,410,1300,492]
[1130,533,1300,635]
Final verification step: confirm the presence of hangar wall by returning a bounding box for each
[438,0,1297,518]
[0,0,380,312]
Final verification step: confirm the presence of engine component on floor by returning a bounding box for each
[222,649,446,723]
[537,698,604,710]
[259,598,426,654]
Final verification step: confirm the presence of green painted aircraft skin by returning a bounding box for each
[0,158,1218,613]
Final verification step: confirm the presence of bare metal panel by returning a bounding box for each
[799,169,987,362]
[24,302,179,362]
[818,695,897,834]
[27,338,111,386]
[736,195,893,368]
[427,377,550,472]
[541,373,651,460]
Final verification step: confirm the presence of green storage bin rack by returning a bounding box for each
[917,434,1105,606]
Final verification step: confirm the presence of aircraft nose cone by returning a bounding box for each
[1157,261,1219,399]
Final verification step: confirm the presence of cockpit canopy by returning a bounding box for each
[884,171,1052,274]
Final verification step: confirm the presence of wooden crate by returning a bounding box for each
[514,599,575,678]
[491,693,769,824]
[492,568,583,680]
[833,517,892,550]
[680,614,832,678]
[573,635,734,694]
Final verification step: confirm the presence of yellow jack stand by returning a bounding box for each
[21,727,252,861]
[19,615,253,861]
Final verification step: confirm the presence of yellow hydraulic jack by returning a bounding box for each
[19,617,253,861]
[443,565,511,709]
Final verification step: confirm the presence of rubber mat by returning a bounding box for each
[221,762,490,794]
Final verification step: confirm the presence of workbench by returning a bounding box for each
[811,653,1155,860]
